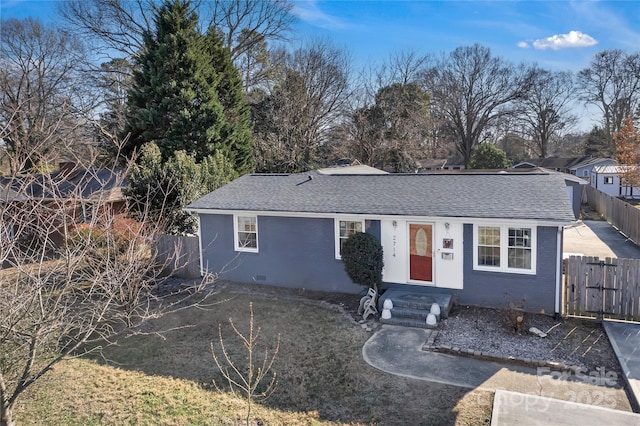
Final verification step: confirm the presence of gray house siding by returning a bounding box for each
[456,224,559,314]
[565,180,582,219]
[199,214,369,294]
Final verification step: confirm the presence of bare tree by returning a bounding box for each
[515,68,578,158]
[211,302,280,426]
[92,58,135,162]
[0,18,94,173]
[343,83,431,172]
[577,49,640,154]
[375,50,431,88]
[205,0,294,63]
[252,40,351,172]
[0,148,212,426]
[59,0,293,91]
[421,44,533,166]
[58,0,153,60]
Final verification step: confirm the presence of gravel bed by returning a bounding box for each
[435,304,622,374]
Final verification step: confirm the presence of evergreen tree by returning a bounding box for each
[125,142,237,235]
[122,0,226,163]
[206,29,254,174]
[584,126,611,157]
[468,144,511,169]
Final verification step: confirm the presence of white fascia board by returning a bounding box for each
[185,208,574,228]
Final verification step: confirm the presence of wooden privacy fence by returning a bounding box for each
[565,255,640,321]
[584,185,640,245]
[154,234,200,279]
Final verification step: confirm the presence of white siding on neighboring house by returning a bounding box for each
[570,158,616,181]
[591,165,640,198]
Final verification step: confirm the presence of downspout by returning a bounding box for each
[197,213,205,276]
[555,226,563,319]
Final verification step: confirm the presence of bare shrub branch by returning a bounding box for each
[0,153,215,426]
[211,302,280,426]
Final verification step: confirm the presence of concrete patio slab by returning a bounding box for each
[491,389,640,426]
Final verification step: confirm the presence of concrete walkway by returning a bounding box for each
[363,325,637,424]
[604,321,640,412]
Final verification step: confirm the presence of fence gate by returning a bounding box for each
[564,256,640,321]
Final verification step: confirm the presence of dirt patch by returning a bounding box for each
[580,204,605,221]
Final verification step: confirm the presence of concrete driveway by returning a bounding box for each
[564,220,640,259]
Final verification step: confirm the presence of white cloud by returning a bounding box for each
[291,1,348,30]
[532,30,598,50]
[517,41,530,49]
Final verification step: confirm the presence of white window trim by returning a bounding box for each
[603,176,614,184]
[233,214,259,253]
[473,224,537,275]
[334,218,365,260]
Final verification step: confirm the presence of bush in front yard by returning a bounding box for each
[341,232,383,292]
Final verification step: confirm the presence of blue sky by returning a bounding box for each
[2,0,638,73]
[290,0,640,72]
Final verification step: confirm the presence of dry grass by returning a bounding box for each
[14,292,492,425]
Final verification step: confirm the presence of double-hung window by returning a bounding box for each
[335,219,364,259]
[234,215,258,252]
[474,224,536,274]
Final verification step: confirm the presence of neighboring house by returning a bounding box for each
[513,157,592,174]
[591,165,640,199]
[0,181,25,241]
[417,156,466,172]
[2,164,128,243]
[568,158,616,180]
[187,167,576,315]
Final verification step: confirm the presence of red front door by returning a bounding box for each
[409,223,433,282]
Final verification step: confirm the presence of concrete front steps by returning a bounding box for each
[378,288,453,329]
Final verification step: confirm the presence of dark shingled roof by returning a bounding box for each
[2,168,125,200]
[187,170,575,222]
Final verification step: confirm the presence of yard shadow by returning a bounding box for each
[84,289,632,424]
[86,291,493,425]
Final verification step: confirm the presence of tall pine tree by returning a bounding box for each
[122,0,253,173]
[206,28,254,174]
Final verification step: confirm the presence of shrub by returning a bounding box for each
[341,232,383,292]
